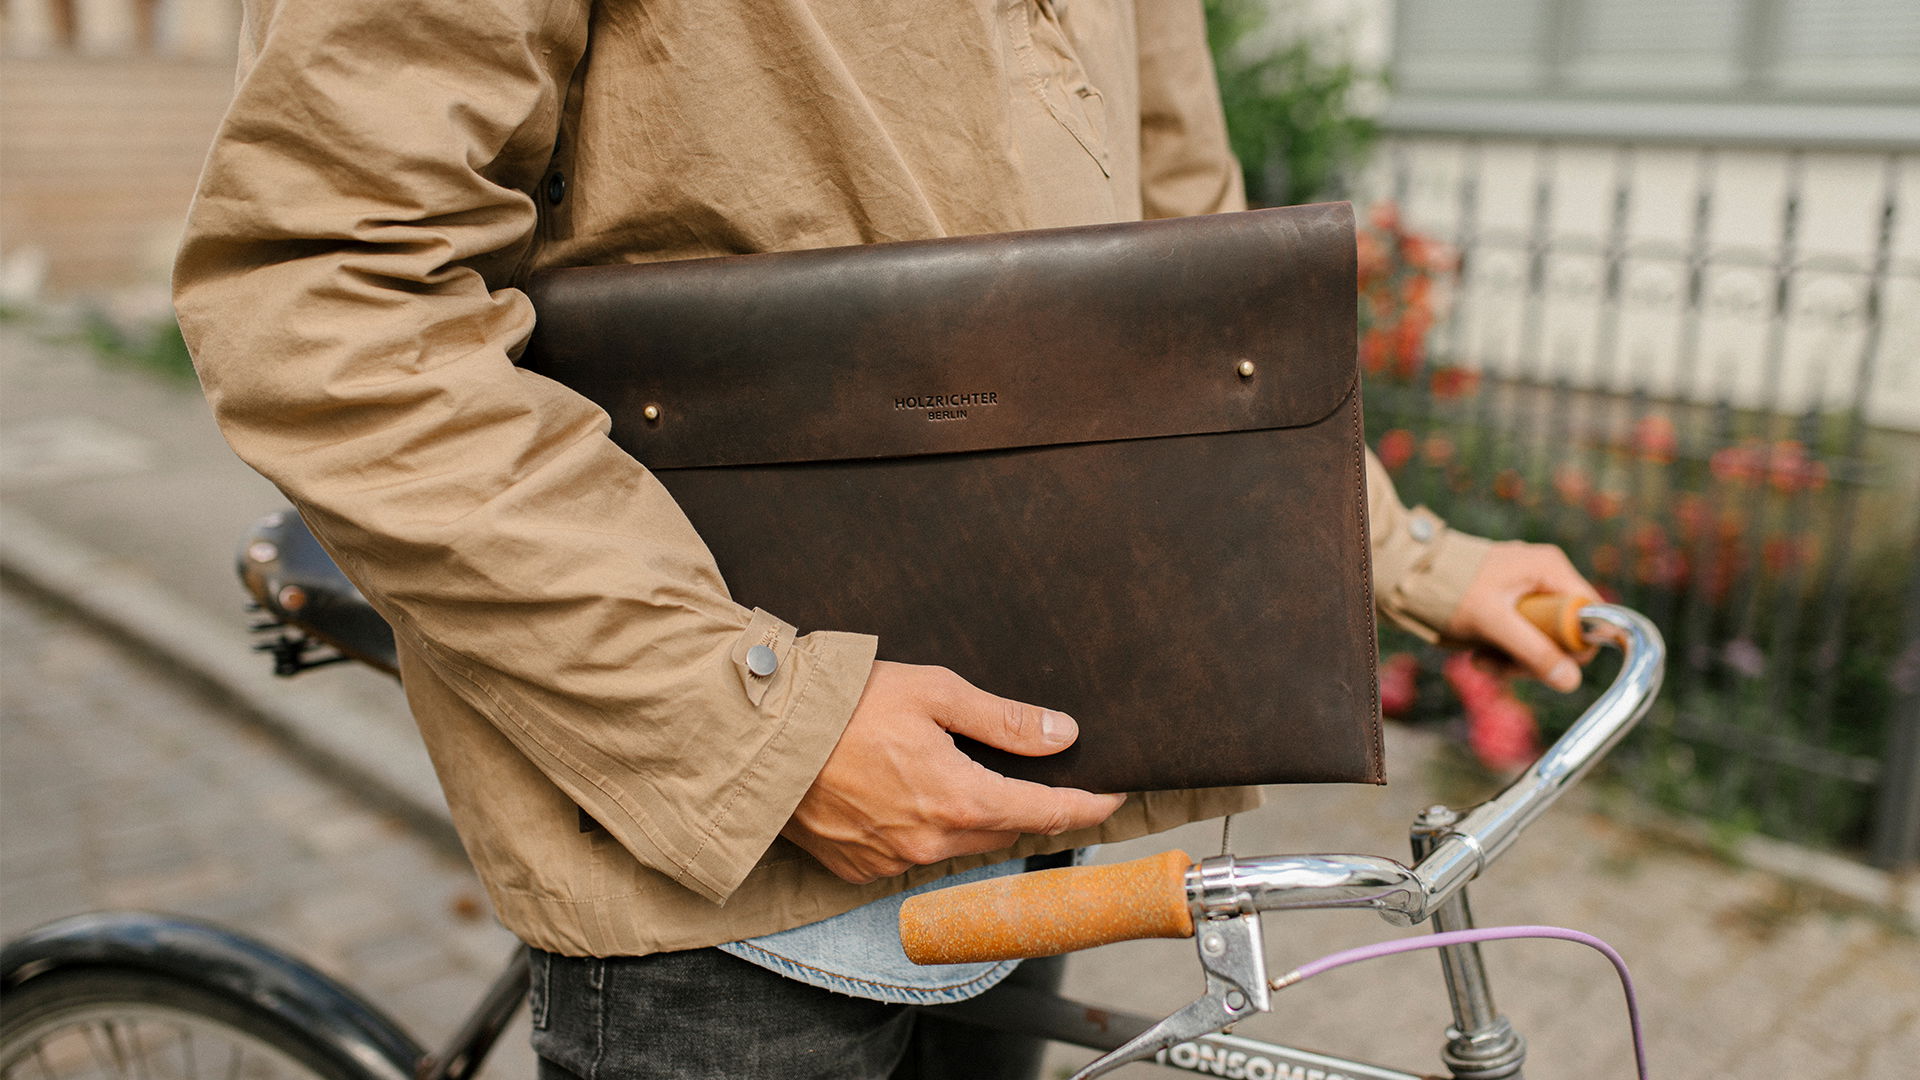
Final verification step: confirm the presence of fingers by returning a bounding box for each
[924,669,1080,757]
[1480,604,1581,692]
[1452,542,1600,693]
[971,774,1128,836]
[784,662,1125,885]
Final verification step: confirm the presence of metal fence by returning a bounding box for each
[1355,107,1920,867]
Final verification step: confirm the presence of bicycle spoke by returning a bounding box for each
[21,1037,57,1080]
[175,1025,195,1080]
[125,1021,150,1080]
[5,982,341,1080]
[83,1023,122,1080]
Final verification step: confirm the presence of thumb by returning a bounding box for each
[935,682,1080,757]
[1483,605,1582,693]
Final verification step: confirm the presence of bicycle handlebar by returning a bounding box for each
[901,598,1664,965]
[899,850,1193,965]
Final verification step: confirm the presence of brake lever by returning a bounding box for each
[1068,912,1271,1080]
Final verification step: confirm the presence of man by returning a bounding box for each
[175,2,1594,1075]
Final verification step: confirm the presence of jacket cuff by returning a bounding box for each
[676,627,878,903]
[1377,518,1492,643]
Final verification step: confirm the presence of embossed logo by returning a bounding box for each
[894,391,999,422]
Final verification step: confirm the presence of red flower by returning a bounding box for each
[1631,415,1677,464]
[1712,440,1763,484]
[1765,441,1829,493]
[1492,469,1525,502]
[1392,320,1427,378]
[1361,328,1393,376]
[1592,543,1623,578]
[1356,230,1387,287]
[1553,464,1592,505]
[1673,493,1709,541]
[1377,428,1416,471]
[1423,435,1456,466]
[1586,490,1625,521]
[1467,695,1540,773]
[1379,653,1419,718]
[1429,365,1481,400]
[1442,653,1502,711]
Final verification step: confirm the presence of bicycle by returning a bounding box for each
[1,510,1664,1080]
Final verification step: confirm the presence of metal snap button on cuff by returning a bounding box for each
[746,644,779,677]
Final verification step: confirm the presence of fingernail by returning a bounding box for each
[1550,659,1579,692]
[1041,710,1075,745]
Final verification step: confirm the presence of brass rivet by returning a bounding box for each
[1237,360,1256,378]
[276,584,307,612]
[642,404,661,422]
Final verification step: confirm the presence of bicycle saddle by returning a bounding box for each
[238,510,398,675]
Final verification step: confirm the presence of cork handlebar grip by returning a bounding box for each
[899,849,1195,965]
[1517,592,1599,654]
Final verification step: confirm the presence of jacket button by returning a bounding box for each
[1409,516,1435,543]
[545,172,566,205]
[746,645,779,677]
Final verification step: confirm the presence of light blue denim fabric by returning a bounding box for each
[717,857,1031,1005]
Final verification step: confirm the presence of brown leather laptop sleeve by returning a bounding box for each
[519,203,1382,793]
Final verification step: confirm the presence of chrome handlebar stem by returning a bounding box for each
[1189,604,1665,926]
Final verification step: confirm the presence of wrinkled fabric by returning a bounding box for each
[175,0,1484,958]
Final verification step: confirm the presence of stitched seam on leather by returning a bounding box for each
[1350,389,1384,782]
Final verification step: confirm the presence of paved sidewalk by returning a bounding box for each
[3,316,1917,1079]
[0,585,533,1078]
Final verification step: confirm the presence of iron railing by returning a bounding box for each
[1357,105,1920,867]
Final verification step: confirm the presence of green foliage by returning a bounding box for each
[80,311,198,385]
[1204,0,1381,206]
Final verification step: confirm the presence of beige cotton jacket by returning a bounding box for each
[174,0,1490,957]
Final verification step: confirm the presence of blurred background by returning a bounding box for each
[2,1,1916,1077]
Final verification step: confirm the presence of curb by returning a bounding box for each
[0,510,463,857]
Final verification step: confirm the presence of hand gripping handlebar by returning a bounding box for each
[900,596,1662,961]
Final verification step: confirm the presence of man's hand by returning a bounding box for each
[1445,542,1600,693]
[782,661,1127,884]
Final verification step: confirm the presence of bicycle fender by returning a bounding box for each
[1,911,423,1080]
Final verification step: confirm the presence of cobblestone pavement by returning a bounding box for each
[0,585,534,1079]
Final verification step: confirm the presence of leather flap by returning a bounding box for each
[520,203,1357,470]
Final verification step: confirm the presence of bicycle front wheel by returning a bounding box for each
[1,967,374,1080]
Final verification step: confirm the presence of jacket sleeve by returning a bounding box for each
[1135,0,1247,220]
[173,0,876,904]
[1135,0,1489,639]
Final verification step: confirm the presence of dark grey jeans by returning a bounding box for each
[529,946,1064,1080]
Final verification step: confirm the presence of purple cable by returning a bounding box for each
[1275,925,1649,1080]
